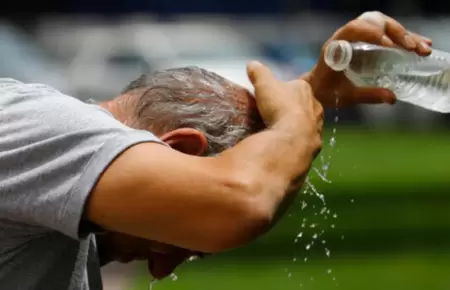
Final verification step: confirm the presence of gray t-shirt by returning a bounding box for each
[0,79,163,289]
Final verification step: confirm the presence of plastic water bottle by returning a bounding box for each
[324,40,450,113]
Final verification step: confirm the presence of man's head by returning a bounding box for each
[98,67,264,277]
[105,66,264,156]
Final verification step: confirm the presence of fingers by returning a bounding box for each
[148,251,189,280]
[334,20,392,47]
[352,87,397,105]
[247,61,275,88]
[407,31,433,56]
[338,11,433,56]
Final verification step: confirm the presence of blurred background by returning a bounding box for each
[2,1,450,290]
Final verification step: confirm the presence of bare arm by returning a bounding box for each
[86,63,323,253]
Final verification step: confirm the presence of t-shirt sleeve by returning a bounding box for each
[0,79,165,240]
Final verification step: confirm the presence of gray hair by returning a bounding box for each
[122,67,263,156]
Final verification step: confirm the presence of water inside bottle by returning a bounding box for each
[341,44,450,112]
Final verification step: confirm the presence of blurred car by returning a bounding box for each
[38,21,291,100]
[0,22,71,94]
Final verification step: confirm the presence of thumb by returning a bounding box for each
[352,87,397,105]
[247,60,274,88]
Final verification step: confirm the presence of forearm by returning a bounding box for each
[219,117,320,221]
[87,120,319,253]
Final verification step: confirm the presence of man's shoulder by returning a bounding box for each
[0,78,115,126]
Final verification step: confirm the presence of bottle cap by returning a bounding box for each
[324,40,353,72]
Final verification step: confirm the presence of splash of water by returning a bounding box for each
[148,273,178,290]
[148,279,157,290]
[290,97,341,285]
[305,178,326,205]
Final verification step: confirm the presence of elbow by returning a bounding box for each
[201,176,274,253]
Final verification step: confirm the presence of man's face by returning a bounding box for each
[100,232,199,279]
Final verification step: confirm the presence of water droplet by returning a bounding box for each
[312,167,331,183]
[304,257,308,262]
[187,256,198,262]
[297,232,303,238]
[321,163,330,174]
[305,178,326,204]
[305,244,311,250]
[341,235,345,240]
[334,115,339,123]
[331,224,335,229]
[351,199,355,203]
[310,223,317,228]
[148,279,157,290]
[333,213,338,219]
[329,137,336,147]
[301,223,306,228]
[320,207,327,215]
[322,240,326,244]
[325,248,331,257]
[169,273,178,281]
[327,269,332,274]
[301,201,308,210]
[293,257,297,262]
[312,234,318,239]
[288,273,292,278]
[333,277,336,281]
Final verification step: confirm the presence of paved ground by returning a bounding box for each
[101,262,138,290]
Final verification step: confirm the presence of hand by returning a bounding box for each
[306,11,433,108]
[247,61,323,140]
[147,247,197,280]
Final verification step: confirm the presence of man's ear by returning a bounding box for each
[160,128,208,156]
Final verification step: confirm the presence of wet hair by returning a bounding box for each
[122,67,264,156]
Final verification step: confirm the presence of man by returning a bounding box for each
[0,12,432,289]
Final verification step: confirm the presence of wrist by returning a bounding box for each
[270,116,320,148]
[298,68,324,106]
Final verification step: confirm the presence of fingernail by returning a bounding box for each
[249,60,262,68]
[422,36,432,43]
[404,34,416,48]
[419,41,431,52]
[381,35,394,47]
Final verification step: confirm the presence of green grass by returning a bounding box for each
[315,127,450,189]
[133,253,450,290]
